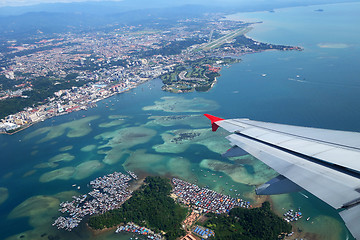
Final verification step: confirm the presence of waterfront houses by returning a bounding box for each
[53,171,135,231]
[172,178,251,214]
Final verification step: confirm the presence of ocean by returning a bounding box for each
[0,2,359,240]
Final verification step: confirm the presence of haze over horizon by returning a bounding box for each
[1,0,358,10]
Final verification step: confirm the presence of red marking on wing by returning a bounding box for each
[204,114,224,131]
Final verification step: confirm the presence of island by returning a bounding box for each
[88,176,187,240]
[52,172,294,240]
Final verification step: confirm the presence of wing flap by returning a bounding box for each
[210,116,360,239]
[232,119,360,149]
[256,175,303,195]
[218,119,360,172]
[222,145,248,158]
[339,205,360,240]
[226,133,360,209]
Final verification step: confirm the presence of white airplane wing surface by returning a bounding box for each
[204,114,360,239]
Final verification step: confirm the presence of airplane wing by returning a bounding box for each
[204,114,360,239]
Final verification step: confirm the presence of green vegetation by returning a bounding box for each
[139,37,206,57]
[203,202,292,240]
[87,177,291,240]
[0,77,89,119]
[0,74,18,90]
[161,57,239,93]
[226,35,297,51]
[161,65,185,84]
[88,176,187,240]
[4,43,73,60]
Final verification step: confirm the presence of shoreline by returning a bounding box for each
[87,223,118,236]
[1,23,302,136]
[267,197,321,240]
[1,122,34,135]
[86,176,146,234]
[0,80,142,136]
[56,174,307,240]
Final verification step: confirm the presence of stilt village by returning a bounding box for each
[52,170,256,239]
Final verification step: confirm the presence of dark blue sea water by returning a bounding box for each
[0,2,359,240]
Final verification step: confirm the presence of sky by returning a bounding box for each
[0,0,312,8]
[0,0,264,8]
[1,0,357,10]
[0,0,124,7]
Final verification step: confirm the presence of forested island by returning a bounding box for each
[87,176,292,240]
[88,176,187,240]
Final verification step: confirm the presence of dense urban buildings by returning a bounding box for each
[0,17,300,133]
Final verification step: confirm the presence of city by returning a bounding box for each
[0,17,300,133]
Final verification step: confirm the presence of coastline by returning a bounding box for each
[1,122,34,135]
[87,223,118,236]
[0,80,140,136]
[86,176,146,235]
[1,22,302,136]
[267,197,321,240]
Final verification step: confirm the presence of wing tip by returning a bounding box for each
[204,114,224,131]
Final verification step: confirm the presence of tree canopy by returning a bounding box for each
[88,176,187,240]
[203,201,292,240]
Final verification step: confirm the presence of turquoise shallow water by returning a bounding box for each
[1,2,360,240]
